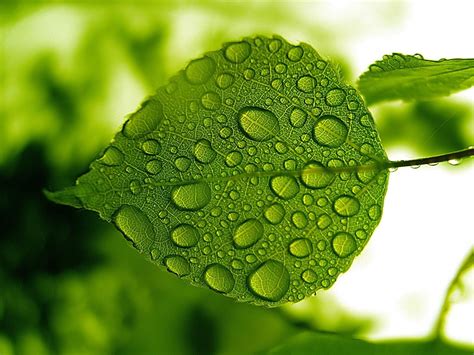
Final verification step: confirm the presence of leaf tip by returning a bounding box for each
[43,187,84,208]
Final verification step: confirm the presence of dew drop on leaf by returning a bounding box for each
[333,195,360,217]
[224,41,251,63]
[238,106,280,141]
[204,264,235,293]
[99,146,124,166]
[171,182,211,210]
[264,203,286,225]
[113,205,154,251]
[248,260,290,301]
[185,56,216,85]
[332,232,357,257]
[270,175,300,200]
[288,238,313,258]
[313,115,348,148]
[171,224,200,248]
[325,88,346,106]
[165,255,191,276]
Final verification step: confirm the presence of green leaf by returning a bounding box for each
[262,331,473,355]
[47,35,389,306]
[358,53,474,105]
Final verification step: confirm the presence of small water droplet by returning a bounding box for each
[145,159,163,175]
[248,260,290,301]
[185,56,216,85]
[270,175,300,200]
[289,238,313,258]
[113,205,154,251]
[165,255,191,276]
[368,204,381,221]
[275,63,287,74]
[225,151,243,167]
[287,46,303,62]
[317,214,332,229]
[171,182,211,210]
[123,99,163,139]
[224,41,251,63]
[275,141,288,154]
[355,229,367,239]
[333,195,360,217]
[171,224,200,248]
[296,75,316,93]
[99,146,124,166]
[215,72,234,89]
[301,161,335,189]
[448,159,461,166]
[264,203,285,224]
[313,115,348,148]
[129,180,142,195]
[238,106,280,141]
[204,264,235,293]
[291,211,308,229]
[201,91,221,110]
[301,269,317,283]
[175,156,191,172]
[268,38,282,53]
[233,218,264,249]
[325,88,346,107]
[231,259,244,270]
[332,232,357,258]
[193,139,216,164]
[289,107,307,128]
[141,139,161,155]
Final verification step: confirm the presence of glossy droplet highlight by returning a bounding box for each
[333,195,360,217]
[171,224,199,248]
[313,115,348,148]
[204,264,235,293]
[165,255,191,276]
[301,161,335,189]
[193,139,216,164]
[264,203,285,224]
[99,146,124,166]
[332,232,357,257]
[224,41,251,63]
[289,238,313,258]
[123,99,163,139]
[248,260,290,302]
[325,88,346,106]
[185,56,216,85]
[289,108,307,128]
[233,219,264,249]
[171,182,211,210]
[297,75,316,93]
[238,107,280,141]
[142,139,161,155]
[113,205,154,250]
[270,175,300,200]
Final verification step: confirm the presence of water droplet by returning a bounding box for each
[316,240,327,251]
[99,146,124,166]
[165,255,191,276]
[268,38,282,53]
[171,182,211,210]
[185,56,216,85]
[301,161,335,189]
[204,264,235,293]
[145,159,162,175]
[129,180,142,195]
[215,72,234,89]
[287,46,303,62]
[171,224,199,248]
[248,260,290,301]
[368,204,381,221]
[142,139,161,155]
[297,75,316,93]
[313,115,348,148]
[355,229,367,239]
[448,159,461,166]
[219,126,232,139]
[289,107,307,128]
[301,269,317,283]
[328,267,338,276]
[231,259,244,270]
[317,214,332,229]
[333,195,360,217]
[271,79,283,90]
[325,88,346,107]
[302,194,314,206]
[175,156,191,172]
[275,63,287,74]
[360,114,371,127]
[201,91,221,110]
[264,203,285,224]
[233,218,264,249]
[291,211,308,229]
[360,143,375,156]
[193,139,216,164]
[243,68,255,80]
[225,151,243,167]
[238,106,280,141]
[275,141,288,154]
[123,99,163,139]
[224,41,251,63]
[289,238,313,258]
[357,160,379,183]
[113,205,154,250]
[270,175,300,200]
[332,232,357,257]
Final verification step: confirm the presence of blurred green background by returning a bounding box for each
[1,1,473,354]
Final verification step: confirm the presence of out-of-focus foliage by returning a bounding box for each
[358,54,474,105]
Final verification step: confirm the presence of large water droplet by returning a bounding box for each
[204,264,235,293]
[248,260,290,302]
[201,91,221,110]
[238,107,280,141]
[233,219,264,249]
[333,195,360,217]
[216,72,234,89]
[171,182,211,210]
[185,56,216,85]
[113,205,154,250]
[264,203,285,224]
[291,211,308,229]
[300,161,335,189]
[142,139,161,155]
[193,139,216,164]
[289,107,307,128]
[325,88,346,106]
[171,224,200,248]
[332,232,357,257]
[165,255,191,276]
[297,75,316,93]
[123,99,163,139]
[313,115,348,148]
[289,238,313,258]
[99,146,124,166]
[270,175,300,200]
[287,46,303,62]
[224,41,251,63]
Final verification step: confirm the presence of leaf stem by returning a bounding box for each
[387,147,474,169]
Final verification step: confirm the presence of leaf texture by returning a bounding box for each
[358,53,474,105]
[47,35,389,306]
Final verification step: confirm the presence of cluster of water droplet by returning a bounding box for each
[79,35,388,306]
